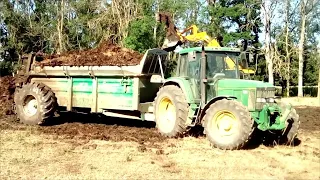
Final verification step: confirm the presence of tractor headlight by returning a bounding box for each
[268,97,275,103]
[256,97,274,103]
[256,97,267,103]
[255,87,276,110]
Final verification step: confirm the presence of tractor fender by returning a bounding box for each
[162,78,195,103]
[199,96,237,123]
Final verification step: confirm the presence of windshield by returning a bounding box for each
[206,52,240,79]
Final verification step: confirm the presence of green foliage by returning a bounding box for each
[289,86,318,97]
[66,0,101,50]
[0,0,319,96]
[0,60,13,76]
[206,0,262,48]
[304,46,320,86]
[124,16,158,53]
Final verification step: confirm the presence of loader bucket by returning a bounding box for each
[162,39,183,52]
[162,34,183,52]
[156,12,183,52]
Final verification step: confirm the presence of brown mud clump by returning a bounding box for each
[38,122,167,144]
[36,41,144,67]
[0,72,28,117]
[0,76,16,117]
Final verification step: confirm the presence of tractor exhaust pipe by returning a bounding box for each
[200,44,206,108]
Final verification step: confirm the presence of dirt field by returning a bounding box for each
[0,106,319,179]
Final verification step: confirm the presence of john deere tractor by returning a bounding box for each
[153,46,300,150]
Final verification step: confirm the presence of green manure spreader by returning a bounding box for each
[14,47,300,150]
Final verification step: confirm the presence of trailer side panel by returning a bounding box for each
[31,76,139,112]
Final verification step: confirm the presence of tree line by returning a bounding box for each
[0,0,319,97]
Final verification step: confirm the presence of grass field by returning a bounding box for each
[0,106,319,180]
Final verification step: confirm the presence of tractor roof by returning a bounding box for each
[178,46,241,54]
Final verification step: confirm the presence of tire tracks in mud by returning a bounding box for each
[0,107,319,145]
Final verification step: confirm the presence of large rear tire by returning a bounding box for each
[153,85,189,137]
[202,99,254,150]
[14,82,57,125]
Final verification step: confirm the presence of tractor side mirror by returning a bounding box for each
[240,52,248,69]
[213,73,225,80]
[240,52,254,67]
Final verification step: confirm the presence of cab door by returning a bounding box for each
[177,52,201,101]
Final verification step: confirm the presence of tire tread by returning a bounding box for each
[203,99,254,150]
[153,85,189,137]
[14,82,57,125]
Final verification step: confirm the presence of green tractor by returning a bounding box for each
[153,46,300,150]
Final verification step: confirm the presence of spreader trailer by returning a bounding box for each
[14,47,300,150]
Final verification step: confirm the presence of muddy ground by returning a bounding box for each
[1,106,319,179]
[0,113,167,147]
[0,106,319,148]
[35,41,143,67]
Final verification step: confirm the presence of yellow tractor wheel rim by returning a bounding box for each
[211,110,238,136]
[157,97,176,133]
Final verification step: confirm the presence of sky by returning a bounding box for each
[259,0,320,48]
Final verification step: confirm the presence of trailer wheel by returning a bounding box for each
[153,85,189,137]
[202,99,254,150]
[14,82,57,125]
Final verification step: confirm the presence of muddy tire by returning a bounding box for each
[277,103,300,145]
[14,82,57,125]
[282,108,300,144]
[153,85,189,137]
[202,99,254,150]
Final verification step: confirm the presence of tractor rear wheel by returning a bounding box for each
[14,82,57,125]
[202,99,254,150]
[153,85,189,137]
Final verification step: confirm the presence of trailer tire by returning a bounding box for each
[14,82,57,125]
[153,85,189,137]
[203,99,254,150]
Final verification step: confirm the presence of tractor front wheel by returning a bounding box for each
[153,85,189,137]
[281,108,300,145]
[202,99,254,150]
[264,103,300,146]
[278,101,300,145]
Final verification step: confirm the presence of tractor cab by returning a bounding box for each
[169,46,288,121]
[174,47,250,106]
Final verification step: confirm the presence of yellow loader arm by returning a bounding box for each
[177,25,221,47]
[156,12,255,75]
